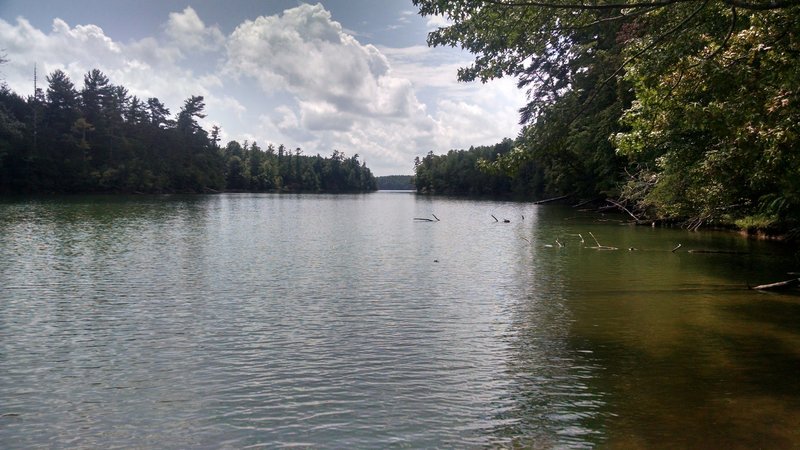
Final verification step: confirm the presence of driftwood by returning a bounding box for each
[572,198,598,209]
[533,194,571,205]
[689,249,743,254]
[565,233,585,244]
[587,232,618,250]
[544,238,563,248]
[491,214,499,222]
[414,214,440,222]
[685,217,706,231]
[751,278,799,291]
[606,198,642,222]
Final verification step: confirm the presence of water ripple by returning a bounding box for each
[0,194,678,448]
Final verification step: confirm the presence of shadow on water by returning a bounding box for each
[480,205,800,448]
[570,324,800,449]
[559,284,800,447]
[724,296,800,332]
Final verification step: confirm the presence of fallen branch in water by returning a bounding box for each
[688,249,748,255]
[565,233,585,244]
[587,231,618,250]
[606,198,642,222]
[544,238,564,248]
[534,194,571,205]
[685,216,707,231]
[414,214,440,222]
[572,198,599,209]
[751,278,799,291]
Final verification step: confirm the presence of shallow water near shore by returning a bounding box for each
[1,192,798,448]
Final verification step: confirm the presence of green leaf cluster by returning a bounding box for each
[414,0,800,231]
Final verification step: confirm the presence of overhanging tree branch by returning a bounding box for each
[721,0,797,10]
[481,0,794,10]
[705,6,737,60]
[481,0,691,10]
[570,0,711,123]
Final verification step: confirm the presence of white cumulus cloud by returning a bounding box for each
[0,4,525,175]
[225,3,422,119]
[165,6,224,53]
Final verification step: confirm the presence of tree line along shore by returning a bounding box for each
[0,68,376,195]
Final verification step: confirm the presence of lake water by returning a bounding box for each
[1,192,799,448]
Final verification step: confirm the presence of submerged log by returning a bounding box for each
[587,231,618,250]
[751,278,799,291]
[414,214,440,222]
[572,198,599,209]
[533,194,571,205]
[688,249,748,255]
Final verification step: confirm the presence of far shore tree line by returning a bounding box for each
[0,67,376,194]
[413,0,799,235]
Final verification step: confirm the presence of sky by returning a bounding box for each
[0,0,526,175]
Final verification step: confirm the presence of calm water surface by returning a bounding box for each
[1,193,798,448]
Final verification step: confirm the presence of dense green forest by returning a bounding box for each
[414,138,544,196]
[375,175,415,190]
[414,0,800,233]
[0,67,376,194]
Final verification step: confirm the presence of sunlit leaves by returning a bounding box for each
[615,6,800,225]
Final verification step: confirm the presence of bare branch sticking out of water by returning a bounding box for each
[533,194,571,205]
[688,249,748,254]
[587,232,618,250]
[565,233,585,244]
[751,278,799,291]
[606,198,642,222]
